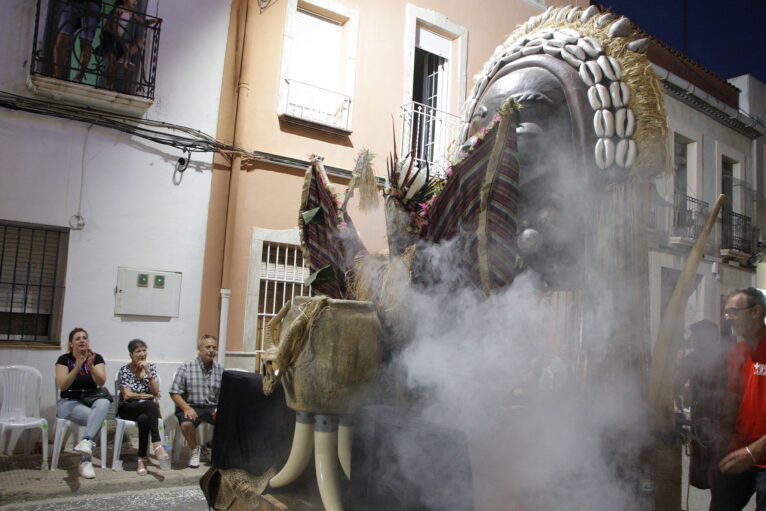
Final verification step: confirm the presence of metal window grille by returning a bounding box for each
[254,242,311,369]
[30,0,162,99]
[0,223,68,343]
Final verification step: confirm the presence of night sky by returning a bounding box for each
[597,0,766,85]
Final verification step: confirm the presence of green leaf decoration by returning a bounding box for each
[302,206,325,226]
[304,265,335,287]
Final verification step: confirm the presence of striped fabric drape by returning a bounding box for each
[421,103,521,295]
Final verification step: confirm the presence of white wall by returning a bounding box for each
[648,90,759,348]
[0,0,232,431]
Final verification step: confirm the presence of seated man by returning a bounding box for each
[169,334,223,467]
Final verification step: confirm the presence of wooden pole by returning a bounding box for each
[647,194,725,511]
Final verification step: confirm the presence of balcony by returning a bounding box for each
[670,194,709,247]
[280,79,352,135]
[400,101,462,178]
[721,209,754,263]
[29,0,161,112]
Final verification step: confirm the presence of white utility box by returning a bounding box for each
[114,267,182,317]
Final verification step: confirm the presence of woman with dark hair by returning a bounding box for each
[55,327,110,479]
[117,339,168,475]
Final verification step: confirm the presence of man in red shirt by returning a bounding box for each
[710,287,766,511]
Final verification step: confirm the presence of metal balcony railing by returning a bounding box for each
[284,79,352,132]
[30,0,162,99]
[722,209,754,254]
[400,101,461,178]
[672,194,709,240]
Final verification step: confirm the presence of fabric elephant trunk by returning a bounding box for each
[265,296,383,415]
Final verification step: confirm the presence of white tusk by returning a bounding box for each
[269,412,315,488]
[315,415,343,511]
[338,417,354,479]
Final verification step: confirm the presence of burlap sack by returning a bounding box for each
[266,296,383,415]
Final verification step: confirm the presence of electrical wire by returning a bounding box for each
[0,90,255,159]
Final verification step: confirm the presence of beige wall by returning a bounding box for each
[201,0,587,351]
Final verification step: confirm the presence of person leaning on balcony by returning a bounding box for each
[117,338,169,475]
[709,287,766,511]
[169,334,223,468]
[53,0,102,82]
[55,327,111,479]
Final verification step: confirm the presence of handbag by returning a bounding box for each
[80,387,113,406]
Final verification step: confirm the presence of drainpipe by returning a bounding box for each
[218,288,231,367]
[220,0,254,353]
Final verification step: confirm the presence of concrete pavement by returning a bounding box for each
[0,446,209,507]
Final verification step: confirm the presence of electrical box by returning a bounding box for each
[114,267,182,317]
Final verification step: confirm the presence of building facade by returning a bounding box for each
[0,0,233,423]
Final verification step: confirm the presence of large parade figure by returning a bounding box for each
[208,6,693,511]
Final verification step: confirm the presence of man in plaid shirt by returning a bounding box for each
[170,334,223,467]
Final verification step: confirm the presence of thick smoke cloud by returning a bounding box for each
[366,233,653,510]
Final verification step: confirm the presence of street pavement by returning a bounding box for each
[0,446,209,508]
[0,442,757,510]
[0,485,208,511]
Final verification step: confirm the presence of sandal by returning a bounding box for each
[137,458,147,476]
[151,443,169,460]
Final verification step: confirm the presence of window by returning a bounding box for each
[671,133,707,240]
[29,0,162,107]
[0,222,69,345]
[401,7,467,177]
[673,133,690,197]
[721,155,754,254]
[277,0,358,134]
[244,228,311,371]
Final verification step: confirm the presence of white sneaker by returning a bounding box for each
[189,447,201,468]
[79,460,96,479]
[74,438,95,457]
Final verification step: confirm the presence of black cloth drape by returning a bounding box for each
[211,370,294,475]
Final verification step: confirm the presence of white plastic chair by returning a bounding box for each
[0,365,49,469]
[112,372,164,471]
[51,387,108,470]
[169,369,213,464]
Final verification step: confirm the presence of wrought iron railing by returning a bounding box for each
[284,79,352,131]
[672,194,709,240]
[30,0,162,99]
[722,209,753,254]
[400,101,461,178]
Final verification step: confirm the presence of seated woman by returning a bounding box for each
[55,327,111,479]
[117,339,169,474]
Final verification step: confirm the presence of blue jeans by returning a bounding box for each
[710,468,766,511]
[57,0,102,41]
[56,397,110,441]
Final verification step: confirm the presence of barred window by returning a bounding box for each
[0,222,68,345]
[254,242,311,362]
